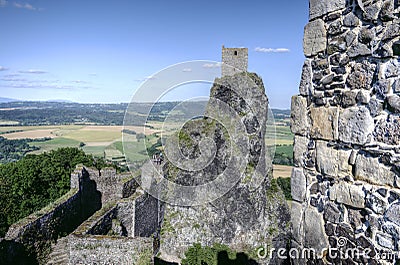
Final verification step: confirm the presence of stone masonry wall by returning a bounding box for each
[4,167,102,264]
[291,0,400,264]
[67,235,153,265]
[71,167,138,204]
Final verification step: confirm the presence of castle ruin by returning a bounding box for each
[222,45,249,76]
[2,2,400,263]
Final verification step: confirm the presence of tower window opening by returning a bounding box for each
[234,51,238,55]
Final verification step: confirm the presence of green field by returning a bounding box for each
[273,125,293,145]
[64,130,121,142]
[29,137,81,153]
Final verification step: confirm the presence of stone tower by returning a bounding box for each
[221,45,248,76]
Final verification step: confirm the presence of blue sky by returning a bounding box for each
[0,0,309,109]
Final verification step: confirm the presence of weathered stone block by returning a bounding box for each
[387,94,400,113]
[291,167,307,202]
[291,201,305,244]
[338,106,374,145]
[355,153,396,187]
[310,107,338,140]
[291,95,309,136]
[374,115,400,145]
[341,90,358,107]
[346,61,376,90]
[304,206,329,253]
[293,135,309,167]
[309,0,346,20]
[303,19,327,56]
[329,181,365,208]
[385,203,400,226]
[382,21,400,41]
[368,97,384,117]
[345,31,357,47]
[316,141,351,177]
[381,59,400,79]
[347,43,372,58]
[299,60,313,96]
[363,2,383,21]
[323,201,343,223]
[374,79,392,99]
[343,12,360,27]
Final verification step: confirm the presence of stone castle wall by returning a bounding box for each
[291,0,400,264]
[222,46,248,76]
[71,167,138,204]
[4,167,102,264]
[67,235,153,265]
[2,166,141,264]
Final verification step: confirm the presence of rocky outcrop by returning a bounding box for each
[158,72,291,264]
[292,0,400,264]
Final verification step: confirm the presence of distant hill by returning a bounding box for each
[46,99,75,103]
[0,97,19,103]
[0,100,291,126]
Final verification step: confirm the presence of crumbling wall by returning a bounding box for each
[292,0,400,264]
[71,167,139,204]
[4,167,101,264]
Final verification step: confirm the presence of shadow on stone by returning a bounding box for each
[0,239,37,265]
[154,257,178,265]
[217,251,259,265]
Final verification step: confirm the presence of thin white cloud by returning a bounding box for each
[254,47,290,53]
[0,66,8,71]
[13,2,42,11]
[202,63,221,68]
[182,68,192,72]
[4,73,20,77]
[1,77,27,82]
[89,73,97,76]
[4,82,92,91]
[19,69,47,74]
[0,0,7,7]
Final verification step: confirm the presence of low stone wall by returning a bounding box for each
[67,235,153,265]
[4,167,102,264]
[57,191,159,264]
[75,199,135,238]
[292,0,400,264]
[73,190,161,238]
